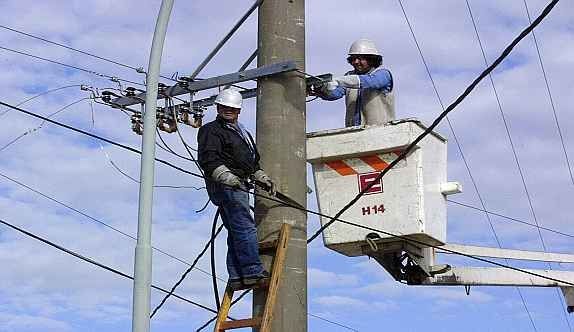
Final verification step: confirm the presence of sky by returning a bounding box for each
[0,0,573,331]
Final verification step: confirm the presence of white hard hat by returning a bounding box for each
[214,89,242,109]
[348,39,380,56]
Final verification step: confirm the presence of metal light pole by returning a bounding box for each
[131,1,173,331]
[255,0,307,331]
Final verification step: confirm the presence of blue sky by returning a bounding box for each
[0,0,573,331]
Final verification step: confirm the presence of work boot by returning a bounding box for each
[228,278,243,290]
[242,271,270,286]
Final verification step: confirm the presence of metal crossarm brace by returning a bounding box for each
[112,61,297,107]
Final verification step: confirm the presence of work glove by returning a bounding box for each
[325,81,339,92]
[212,165,242,188]
[332,75,360,89]
[253,169,276,196]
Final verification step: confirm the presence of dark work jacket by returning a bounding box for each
[197,117,261,179]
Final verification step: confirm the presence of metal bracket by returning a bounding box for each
[363,239,436,284]
[112,61,298,107]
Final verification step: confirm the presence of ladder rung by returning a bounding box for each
[258,239,278,252]
[219,317,261,330]
[231,278,270,291]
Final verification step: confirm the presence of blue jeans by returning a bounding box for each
[208,182,264,280]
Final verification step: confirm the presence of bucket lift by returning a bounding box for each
[307,119,574,312]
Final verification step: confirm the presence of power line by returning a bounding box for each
[5,99,574,286]
[0,97,90,153]
[521,1,574,329]
[0,170,223,283]
[0,24,144,72]
[195,289,252,332]
[0,45,145,86]
[0,217,222,316]
[521,0,574,186]
[465,0,548,251]
[308,0,561,244]
[0,24,179,82]
[88,100,203,190]
[448,200,574,239]
[397,0,535,328]
[465,1,567,329]
[0,84,83,118]
[150,213,224,318]
[3,100,573,287]
[0,166,357,330]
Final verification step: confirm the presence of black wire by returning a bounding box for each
[0,84,83,118]
[398,0,536,327]
[465,0,549,252]
[3,100,573,287]
[308,0,561,244]
[448,200,574,239]
[195,198,211,213]
[0,170,220,282]
[0,217,220,315]
[0,97,90,153]
[195,289,252,332]
[522,1,574,186]
[465,1,565,329]
[308,313,360,332]
[155,129,195,163]
[150,215,224,318]
[211,208,221,311]
[0,45,145,86]
[521,1,574,329]
[0,24,181,83]
[0,24,143,72]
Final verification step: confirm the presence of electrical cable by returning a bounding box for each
[397,0,536,327]
[0,97,90,153]
[149,100,217,318]
[448,200,574,239]
[307,0,561,245]
[0,84,83,118]
[155,129,196,163]
[0,24,145,73]
[150,217,224,318]
[195,289,252,332]
[0,217,223,316]
[195,198,211,214]
[0,45,145,86]
[522,3,574,327]
[465,1,567,328]
[307,313,360,332]
[88,100,202,190]
[0,24,182,83]
[0,170,222,282]
[3,100,574,287]
[210,208,222,311]
[521,0,574,187]
[195,288,360,332]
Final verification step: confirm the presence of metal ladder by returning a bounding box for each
[214,223,291,331]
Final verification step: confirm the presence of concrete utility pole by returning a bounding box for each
[132,1,173,331]
[255,0,307,331]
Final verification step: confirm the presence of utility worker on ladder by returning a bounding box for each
[197,88,274,289]
[312,38,395,127]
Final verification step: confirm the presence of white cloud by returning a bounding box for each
[314,295,367,308]
[308,267,359,288]
[0,0,573,331]
[0,312,72,332]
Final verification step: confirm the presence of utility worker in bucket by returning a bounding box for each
[197,88,275,288]
[311,38,395,127]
